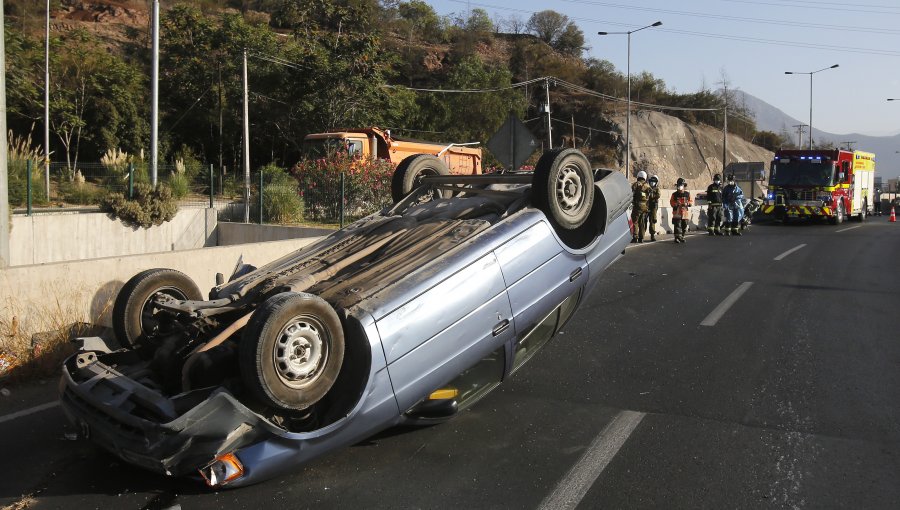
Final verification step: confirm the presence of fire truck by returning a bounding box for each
[762,149,876,224]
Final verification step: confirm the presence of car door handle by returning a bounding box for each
[569,267,583,282]
[492,319,510,337]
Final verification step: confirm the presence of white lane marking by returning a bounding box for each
[773,244,807,261]
[538,410,646,510]
[0,401,59,425]
[700,282,754,327]
[835,225,861,233]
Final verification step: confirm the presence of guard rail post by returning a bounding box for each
[209,164,214,209]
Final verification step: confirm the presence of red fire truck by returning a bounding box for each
[762,149,876,224]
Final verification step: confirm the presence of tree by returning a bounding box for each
[754,130,787,152]
[553,23,586,58]
[397,0,444,43]
[465,8,493,33]
[526,10,568,44]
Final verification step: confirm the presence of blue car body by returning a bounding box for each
[59,163,631,487]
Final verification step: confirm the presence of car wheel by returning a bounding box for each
[239,292,345,411]
[532,148,595,230]
[391,154,451,203]
[112,268,203,348]
[830,201,844,225]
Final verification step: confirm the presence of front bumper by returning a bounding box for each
[762,203,834,218]
[59,354,278,478]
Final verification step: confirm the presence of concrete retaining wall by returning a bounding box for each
[217,223,335,246]
[0,237,322,332]
[10,208,218,266]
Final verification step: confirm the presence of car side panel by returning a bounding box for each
[376,252,507,365]
[495,220,588,337]
[386,291,514,412]
[584,213,630,294]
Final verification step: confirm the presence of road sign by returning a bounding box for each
[487,114,538,170]
[726,162,767,181]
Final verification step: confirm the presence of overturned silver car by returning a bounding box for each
[59,149,631,487]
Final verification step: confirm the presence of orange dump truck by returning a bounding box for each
[302,127,483,200]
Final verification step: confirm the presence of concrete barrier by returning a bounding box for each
[10,208,218,266]
[0,236,323,332]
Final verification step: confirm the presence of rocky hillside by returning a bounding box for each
[615,111,773,192]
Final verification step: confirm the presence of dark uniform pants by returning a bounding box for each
[707,205,724,233]
[647,203,659,237]
[674,218,688,240]
[631,208,648,240]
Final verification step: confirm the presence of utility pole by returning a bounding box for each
[722,83,728,176]
[791,124,807,147]
[544,78,552,149]
[1,7,9,268]
[242,49,251,224]
[840,141,857,151]
[44,0,50,199]
[150,0,159,186]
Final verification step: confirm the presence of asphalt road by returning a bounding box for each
[2,217,899,509]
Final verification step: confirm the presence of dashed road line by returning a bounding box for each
[700,282,755,327]
[537,410,646,510]
[835,225,862,233]
[774,244,806,261]
[0,401,59,425]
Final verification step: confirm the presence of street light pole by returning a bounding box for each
[784,64,838,150]
[598,21,662,177]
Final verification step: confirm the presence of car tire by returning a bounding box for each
[532,148,595,230]
[830,201,844,225]
[391,154,451,203]
[239,292,345,411]
[112,268,203,348]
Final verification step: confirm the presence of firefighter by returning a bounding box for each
[631,170,651,243]
[722,174,744,236]
[705,173,725,235]
[647,174,661,242]
[874,188,882,216]
[670,177,692,243]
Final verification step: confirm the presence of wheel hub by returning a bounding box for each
[556,165,584,214]
[274,320,325,384]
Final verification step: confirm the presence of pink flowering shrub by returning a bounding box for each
[291,151,395,222]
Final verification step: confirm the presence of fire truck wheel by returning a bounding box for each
[830,202,844,225]
[532,148,595,230]
[391,154,451,203]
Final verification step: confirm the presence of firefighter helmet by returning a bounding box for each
[636,170,648,181]
[676,177,686,187]
[713,173,721,181]
[649,174,659,186]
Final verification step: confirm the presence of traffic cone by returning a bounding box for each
[891,206,896,223]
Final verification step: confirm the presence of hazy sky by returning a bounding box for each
[427,0,900,138]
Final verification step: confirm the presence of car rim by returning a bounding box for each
[140,287,188,335]
[556,163,585,217]
[273,315,328,388]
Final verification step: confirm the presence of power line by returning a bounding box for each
[453,0,900,57]
[559,0,900,35]
[721,0,900,16]
[383,77,546,93]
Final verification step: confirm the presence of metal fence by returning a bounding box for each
[8,160,392,228]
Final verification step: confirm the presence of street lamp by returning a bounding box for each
[784,64,838,150]
[598,21,662,177]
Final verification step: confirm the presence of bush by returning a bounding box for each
[58,179,103,205]
[252,165,304,224]
[290,151,394,222]
[168,171,190,199]
[99,183,178,228]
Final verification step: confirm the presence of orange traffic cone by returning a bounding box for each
[891,206,896,223]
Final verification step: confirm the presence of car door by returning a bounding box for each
[494,219,589,346]
[378,251,514,412]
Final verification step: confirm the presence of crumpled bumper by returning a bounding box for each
[58,354,279,478]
